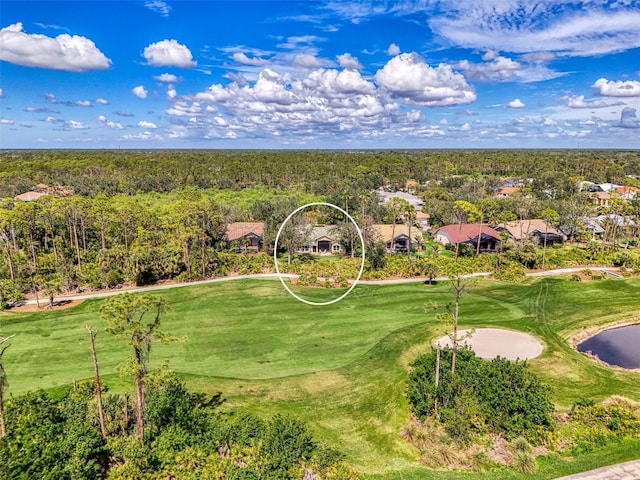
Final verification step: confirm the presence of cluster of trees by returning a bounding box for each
[0,189,327,306]
[407,347,554,443]
[0,378,361,479]
[3,150,640,306]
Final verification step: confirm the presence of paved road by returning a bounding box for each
[13,267,621,306]
[554,459,640,480]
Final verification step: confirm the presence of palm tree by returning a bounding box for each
[403,203,417,258]
[541,208,560,270]
[387,197,408,253]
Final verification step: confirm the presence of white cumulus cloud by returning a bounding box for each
[65,120,88,129]
[0,88,4,97]
[559,94,622,108]
[387,43,400,55]
[232,52,269,66]
[97,115,123,129]
[375,53,476,107]
[94,98,109,105]
[143,39,196,68]
[153,73,181,82]
[292,53,331,68]
[593,78,640,97]
[336,52,362,70]
[131,85,149,99]
[138,120,158,129]
[619,107,639,128]
[508,98,526,108]
[0,22,111,71]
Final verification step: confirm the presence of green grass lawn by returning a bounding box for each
[1,277,640,478]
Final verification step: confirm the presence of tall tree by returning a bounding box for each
[402,202,417,258]
[540,208,560,270]
[452,200,482,258]
[437,260,475,375]
[386,197,408,253]
[86,325,107,438]
[101,293,176,442]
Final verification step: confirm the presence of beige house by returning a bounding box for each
[496,219,565,246]
[296,226,343,254]
[372,224,414,253]
[223,222,265,251]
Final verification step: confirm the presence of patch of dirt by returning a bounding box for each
[7,299,84,312]
[485,435,512,465]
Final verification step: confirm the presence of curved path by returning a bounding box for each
[14,267,621,306]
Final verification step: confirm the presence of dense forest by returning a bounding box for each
[1,149,640,306]
[1,150,639,198]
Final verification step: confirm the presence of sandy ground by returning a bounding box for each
[436,328,544,360]
[7,299,83,312]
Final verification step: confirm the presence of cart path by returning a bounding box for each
[13,267,621,306]
[554,459,640,480]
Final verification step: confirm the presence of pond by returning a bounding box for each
[577,324,640,369]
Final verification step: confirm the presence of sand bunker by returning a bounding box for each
[435,328,544,360]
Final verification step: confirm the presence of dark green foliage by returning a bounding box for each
[407,347,554,441]
[0,374,358,479]
[0,389,108,480]
[263,414,316,477]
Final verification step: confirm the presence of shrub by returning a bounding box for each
[493,261,526,282]
[511,436,533,454]
[511,450,538,474]
[407,348,554,441]
[569,273,581,282]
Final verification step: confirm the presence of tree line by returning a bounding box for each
[2,150,639,198]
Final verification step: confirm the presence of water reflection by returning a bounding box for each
[577,325,640,369]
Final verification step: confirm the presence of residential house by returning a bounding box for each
[589,191,613,208]
[377,189,424,211]
[494,186,520,198]
[223,222,265,251]
[372,224,413,253]
[14,184,73,201]
[560,217,604,239]
[497,219,565,246]
[595,214,636,228]
[15,191,46,202]
[416,210,431,229]
[614,186,638,201]
[296,226,343,254]
[433,224,501,252]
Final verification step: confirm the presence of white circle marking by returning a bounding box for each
[273,202,365,306]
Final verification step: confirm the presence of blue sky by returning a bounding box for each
[1,0,639,149]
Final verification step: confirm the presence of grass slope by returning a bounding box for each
[1,277,640,478]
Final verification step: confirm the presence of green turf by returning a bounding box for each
[1,277,640,477]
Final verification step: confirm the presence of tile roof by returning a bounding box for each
[223,222,265,241]
[372,224,412,242]
[15,191,46,202]
[498,219,563,240]
[434,224,501,244]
